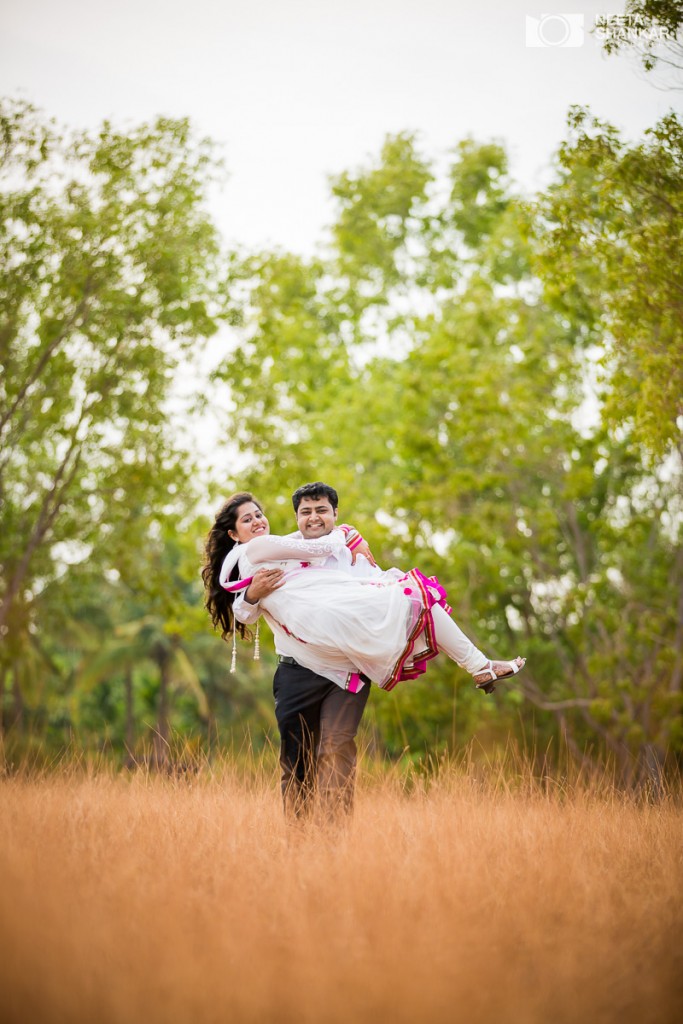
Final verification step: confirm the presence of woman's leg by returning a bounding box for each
[431,604,489,675]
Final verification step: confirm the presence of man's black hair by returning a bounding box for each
[291,482,339,513]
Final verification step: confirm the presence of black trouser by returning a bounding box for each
[273,661,371,820]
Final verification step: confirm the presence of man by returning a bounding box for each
[233,482,374,821]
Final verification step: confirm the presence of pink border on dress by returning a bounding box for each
[380,569,451,691]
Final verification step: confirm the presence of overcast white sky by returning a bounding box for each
[1,0,679,255]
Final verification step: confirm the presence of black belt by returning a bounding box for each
[278,655,371,685]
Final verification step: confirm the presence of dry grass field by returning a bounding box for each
[1,760,681,1024]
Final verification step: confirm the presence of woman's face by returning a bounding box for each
[229,501,270,543]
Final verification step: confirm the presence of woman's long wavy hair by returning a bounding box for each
[202,492,264,641]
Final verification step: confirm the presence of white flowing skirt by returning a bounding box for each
[249,564,446,689]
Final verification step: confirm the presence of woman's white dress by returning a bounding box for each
[219,530,450,691]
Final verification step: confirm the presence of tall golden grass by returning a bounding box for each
[1,757,681,1024]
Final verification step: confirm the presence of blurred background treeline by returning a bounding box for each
[1,10,682,783]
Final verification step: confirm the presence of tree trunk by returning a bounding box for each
[206,685,218,757]
[11,668,24,733]
[124,666,136,768]
[153,651,171,770]
[0,665,6,761]
[637,743,666,800]
[0,665,5,741]
[0,429,83,634]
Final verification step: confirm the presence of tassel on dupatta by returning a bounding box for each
[230,627,237,673]
[230,621,260,672]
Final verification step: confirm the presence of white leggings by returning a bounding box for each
[431,604,489,676]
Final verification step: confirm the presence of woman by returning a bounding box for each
[202,492,525,693]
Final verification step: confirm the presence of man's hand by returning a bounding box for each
[244,567,285,604]
[350,538,377,567]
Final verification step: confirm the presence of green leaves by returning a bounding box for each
[208,119,682,777]
[3,97,681,779]
[535,107,683,460]
[597,0,683,75]
[0,100,229,729]
[331,133,433,292]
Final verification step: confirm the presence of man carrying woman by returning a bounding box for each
[202,482,525,820]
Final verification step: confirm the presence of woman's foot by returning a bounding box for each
[473,656,526,694]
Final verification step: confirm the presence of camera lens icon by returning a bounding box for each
[539,14,572,45]
[525,13,585,47]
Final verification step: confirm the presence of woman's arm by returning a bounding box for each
[339,524,377,566]
[245,531,347,564]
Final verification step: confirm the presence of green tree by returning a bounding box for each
[598,0,683,80]
[69,514,216,764]
[533,107,683,460]
[212,137,572,755]
[0,100,230,723]
[210,128,682,781]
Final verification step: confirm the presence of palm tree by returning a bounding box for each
[76,609,210,768]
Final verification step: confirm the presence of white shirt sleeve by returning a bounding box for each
[233,589,261,625]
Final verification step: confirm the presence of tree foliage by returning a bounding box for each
[213,120,682,781]
[598,0,683,78]
[0,100,230,754]
[2,99,681,783]
[533,106,683,460]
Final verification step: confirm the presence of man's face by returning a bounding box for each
[296,494,338,538]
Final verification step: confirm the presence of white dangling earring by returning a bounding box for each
[230,625,237,673]
[254,621,261,661]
